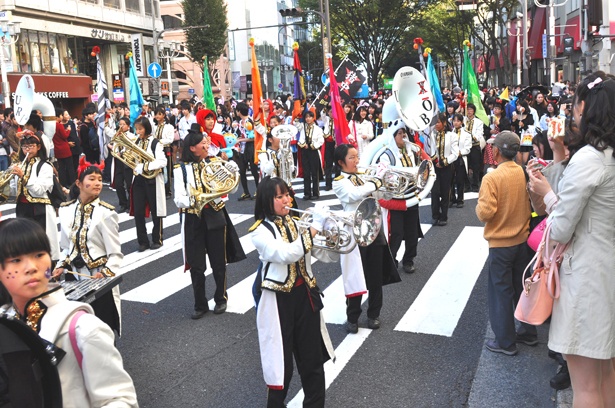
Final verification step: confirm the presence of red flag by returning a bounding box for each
[328,56,353,146]
[291,43,306,122]
[250,38,264,164]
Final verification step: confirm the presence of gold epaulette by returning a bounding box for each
[248,219,263,232]
[174,163,182,169]
[334,175,344,181]
[60,199,76,207]
[98,200,115,211]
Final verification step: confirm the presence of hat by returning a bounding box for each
[487,130,520,152]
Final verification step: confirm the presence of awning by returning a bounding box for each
[528,7,547,60]
[8,74,93,100]
[556,15,581,53]
[507,18,520,65]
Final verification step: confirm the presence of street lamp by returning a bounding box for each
[0,19,21,108]
[158,40,180,105]
[506,13,524,85]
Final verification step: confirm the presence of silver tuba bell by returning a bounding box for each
[14,75,57,155]
[271,124,298,185]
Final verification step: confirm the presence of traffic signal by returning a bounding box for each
[563,36,574,56]
[279,8,302,17]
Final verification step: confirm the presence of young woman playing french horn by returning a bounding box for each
[173,125,245,319]
[332,144,400,334]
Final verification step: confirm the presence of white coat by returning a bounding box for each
[135,135,167,217]
[350,119,374,157]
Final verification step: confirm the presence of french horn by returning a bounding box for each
[287,197,382,253]
[110,131,161,179]
[189,160,240,215]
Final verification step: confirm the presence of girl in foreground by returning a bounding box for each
[0,218,138,407]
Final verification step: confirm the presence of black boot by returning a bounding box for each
[550,362,571,390]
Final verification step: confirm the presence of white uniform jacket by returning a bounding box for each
[257,148,280,178]
[296,122,325,151]
[464,116,486,150]
[1,286,138,408]
[10,157,60,260]
[350,119,374,157]
[153,123,175,146]
[429,130,460,167]
[453,128,473,172]
[178,114,197,141]
[135,135,167,217]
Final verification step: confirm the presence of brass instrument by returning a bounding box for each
[287,197,382,253]
[0,152,28,196]
[188,160,240,215]
[110,131,161,179]
[272,125,298,185]
[360,160,435,200]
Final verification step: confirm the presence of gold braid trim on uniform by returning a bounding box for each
[437,130,448,166]
[18,158,52,205]
[68,199,109,271]
[248,219,263,232]
[25,300,46,333]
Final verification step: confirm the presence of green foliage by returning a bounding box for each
[181,0,229,66]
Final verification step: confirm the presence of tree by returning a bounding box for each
[299,0,435,91]
[181,0,228,68]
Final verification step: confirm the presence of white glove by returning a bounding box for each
[134,163,144,175]
[375,161,389,179]
[310,205,330,232]
[225,160,239,173]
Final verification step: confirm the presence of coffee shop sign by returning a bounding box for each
[91,29,126,42]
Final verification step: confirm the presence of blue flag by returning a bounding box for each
[427,54,444,112]
[128,56,144,126]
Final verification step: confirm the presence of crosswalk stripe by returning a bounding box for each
[394,226,488,336]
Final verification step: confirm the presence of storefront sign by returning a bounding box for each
[112,74,122,90]
[91,29,127,43]
[113,89,125,102]
[131,34,145,77]
[8,74,92,100]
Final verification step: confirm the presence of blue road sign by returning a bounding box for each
[321,73,329,86]
[148,62,162,78]
[278,83,284,90]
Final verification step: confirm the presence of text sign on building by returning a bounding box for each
[131,34,145,77]
[542,34,548,59]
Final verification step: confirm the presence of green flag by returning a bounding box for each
[462,45,489,125]
[202,56,216,110]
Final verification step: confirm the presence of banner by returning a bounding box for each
[202,56,216,110]
[462,43,489,125]
[95,48,110,159]
[328,56,352,146]
[127,53,145,126]
[130,34,145,77]
[249,38,264,163]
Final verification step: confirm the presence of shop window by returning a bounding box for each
[104,0,121,8]
[144,0,153,16]
[17,30,31,73]
[29,31,42,73]
[125,0,140,13]
[65,36,80,74]
[81,0,98,3]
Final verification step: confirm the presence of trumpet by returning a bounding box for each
[0,152,28,191]
[286,197,382,253]
[188,160,240,215]
[110,131,161,179]
[359,160,435,200]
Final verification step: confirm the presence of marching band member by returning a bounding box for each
[333,144,400,334]
[109,116,136,213]
[250,176,336,407]
[377,123,430,274]
[10,131,60,262]
[429,113,459,226]
[131,116,167,252]
[173,125,245,319]
[464,103,486,192]
[321,107,336,191]
[450,113,472,208]
[0,218,138,407]
[296,111,324,200]
[53,159,123,335]
[154,107,176,198]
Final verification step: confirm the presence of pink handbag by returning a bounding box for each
[527,217,547,252]
[515,223,568,325]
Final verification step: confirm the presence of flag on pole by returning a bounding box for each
[291,42,306,122]
[426,53,445,112]
[93,46,110,160]
[327,55,352,146]
[249,38,264,163]
[202,56,216,110]
[462,41,489,125]
[127,52,145,127]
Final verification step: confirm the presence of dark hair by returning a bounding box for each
[532,131,554,160]
[353,106,367,122]
[545,101,559,117]
[333,144,356,177]
[3,107,12,117]
[69,165,103,200]
[452,113,464,125]
[134,116,152,135]
[82,106,96,117]
[0,218,51,266]
[303,110,315,119]
[467,103,476,112]
[55,108,64,118]
[574,71,615,158]
[254,177,290,222]
[236,102,249,117]
[26,112,43,131]
[154,107,168,123]
[181,128,205,163]
[19,133,47,161]
[118,116,130,126]
[436,113,451,131]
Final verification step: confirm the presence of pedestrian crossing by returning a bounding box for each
[0,178,489,406]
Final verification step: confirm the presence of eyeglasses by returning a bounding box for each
[21,144,36,149]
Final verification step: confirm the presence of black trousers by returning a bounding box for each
[468,145,482,190]
[164,146,173,196]
[55,156,75,188]
[431,164,453,222]
[16,201,46,231]
[302,149,320,197]
[347,243,385,322]
[184,213,228,310]
[388,206,421,265]
[451,156,467,204]
[234,144,260,195]
[267,284,326,408]
[114,158,133,209]
[323,140,335,188]
[132,176,163,247]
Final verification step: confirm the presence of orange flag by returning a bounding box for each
[249,38,264,164]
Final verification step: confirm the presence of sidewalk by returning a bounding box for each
[468,322,569,407]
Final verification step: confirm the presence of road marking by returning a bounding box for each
[394,226,487,337]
